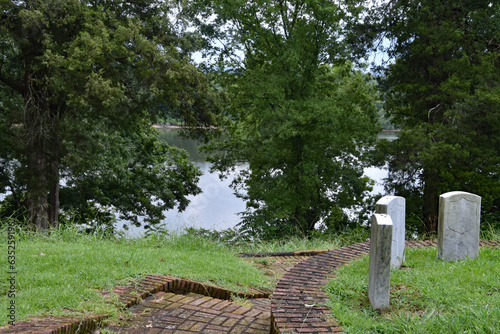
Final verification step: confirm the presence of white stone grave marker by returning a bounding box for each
[437,191,481,261]
[369,213,393,310]
[376,196,406,269]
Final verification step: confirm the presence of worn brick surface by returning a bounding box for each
[108,293,270,334]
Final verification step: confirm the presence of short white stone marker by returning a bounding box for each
[376,196,406,269]
[369,213,393,310]
[437,191,481,261]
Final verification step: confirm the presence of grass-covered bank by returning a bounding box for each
[0,223,366,326]
[327,246,500,333]
[1,222,498,327]
[0,226,271,325]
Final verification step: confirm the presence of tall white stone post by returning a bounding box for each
[376,196,406,269]
[437,191,481,261]
[369,213,393,310]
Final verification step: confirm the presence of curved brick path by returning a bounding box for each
[271,242,371,333]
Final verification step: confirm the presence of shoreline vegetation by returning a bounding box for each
[152,124,218,130]
[152,124,401,132]
[153,124,188,129]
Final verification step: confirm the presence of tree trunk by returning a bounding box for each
[27,148,49,230]
[23,72,61,229]
[422,169,439,235]
[48,160,60,226]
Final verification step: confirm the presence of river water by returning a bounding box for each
[117,129,397,236]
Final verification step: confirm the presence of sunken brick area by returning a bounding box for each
[270,239,500,333]
[108,292,271,333]
[0,275,269,334]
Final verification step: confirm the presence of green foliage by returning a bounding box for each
[369,0,500,233]
[60,121,202,230]
[327,247,500,333]
[184,226,251,245]
[189,0,379,239]
[376,102,395,130]
[0,0,220,230]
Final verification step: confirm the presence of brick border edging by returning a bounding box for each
[0,274,270,334]
[239,249,333,258]
[270,240,500,333]
[113,274,270,309]
[0,315,106,334]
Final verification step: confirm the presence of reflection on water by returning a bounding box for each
[159,161,248,232]
[377,130,399,141]
[157,128,207,162]
[117,129,397,236]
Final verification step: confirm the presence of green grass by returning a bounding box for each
[481,222,500,240]
[0,226,271,325]
[186,226,371,254]
[235,236,342,253]
[327,246,500,333]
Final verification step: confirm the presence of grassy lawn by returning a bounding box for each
[2,222,497,329]
[327,246,500,333]
[0,227,272,325]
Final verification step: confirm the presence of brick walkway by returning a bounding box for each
[271,242,371,333]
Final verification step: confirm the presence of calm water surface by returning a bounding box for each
[117,129,397,236]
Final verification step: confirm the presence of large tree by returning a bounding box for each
[372,0,500,233]
[188,0,379,238]
[0,0,219,230]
